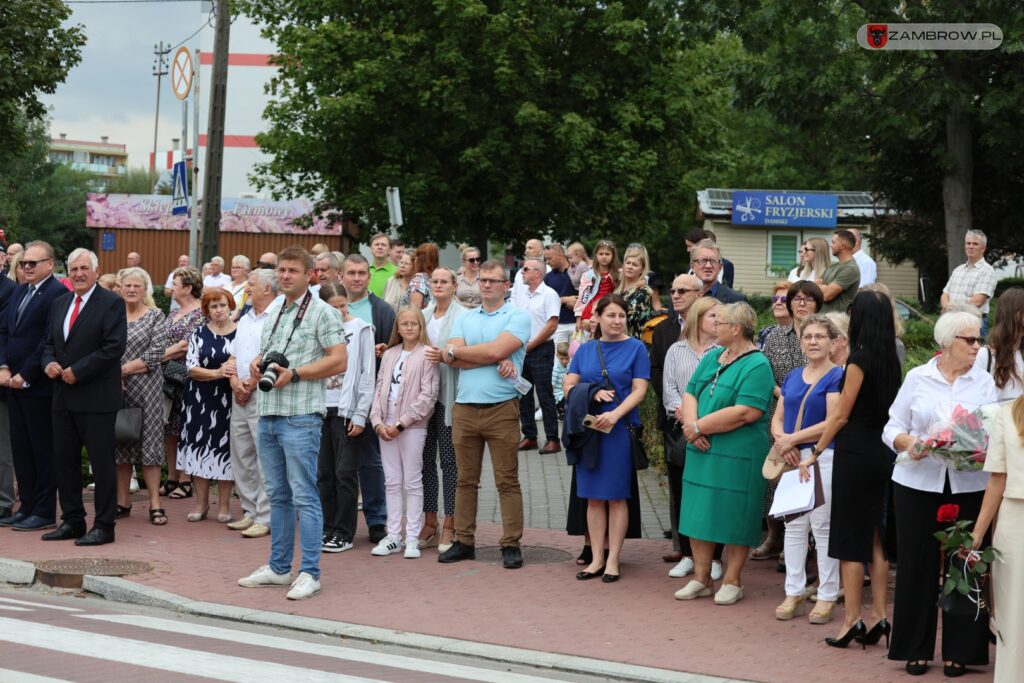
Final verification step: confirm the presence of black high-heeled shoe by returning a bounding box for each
[862,618,891,648]
[576,545,592,566]
[825,620,866,649]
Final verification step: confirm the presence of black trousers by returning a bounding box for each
[889,482,990,664]
[317,411,363,541]
[519,342,559,443]
[9,393,56,519]
[53,408,117,530]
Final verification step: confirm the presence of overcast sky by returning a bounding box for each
[44,1,208,168]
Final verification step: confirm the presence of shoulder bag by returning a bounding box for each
[595,340,649,471]
[115,404,143,445]
[762,370,831,482]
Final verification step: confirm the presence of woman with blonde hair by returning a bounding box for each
[383,253,412,311]
[972,396,1024,682]
[615,245,655,338]
[824,312,850,366]
[788,237,831,282]
[566,242,591,290]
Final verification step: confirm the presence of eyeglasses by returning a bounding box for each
[691,258,721,267]
[771,295,788,304]
[478,278,507,286]
[17,258,53,269]
[790,295,815,306]
[520,266,539,272]
[955,335,983,346]
[801,247,815,253]
[801,333,831,342]
[465,257,480,263]
[669,287,699,295]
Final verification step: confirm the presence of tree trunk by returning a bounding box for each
[942,97,973,277]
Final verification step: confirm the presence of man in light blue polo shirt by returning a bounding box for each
[428,260,530,569]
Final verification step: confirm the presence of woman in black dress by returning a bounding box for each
[805,291,901,649]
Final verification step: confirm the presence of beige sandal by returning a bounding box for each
[775,595,805,621]
[809,599,836,624]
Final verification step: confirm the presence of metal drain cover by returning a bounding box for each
[474,546,572,564]
[34,558,153,588]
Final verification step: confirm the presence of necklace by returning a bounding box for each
[709,344,756,397]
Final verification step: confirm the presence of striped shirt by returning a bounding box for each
[662,340,719,416]
[943,259,997,314]
[257,291,346,417]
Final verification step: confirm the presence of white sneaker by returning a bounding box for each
[238,564,292,588]
[669,556,694,578]
[404,538,421,559]
[286,572,320,600]
[371,536,401,556]
[711,561,724,582]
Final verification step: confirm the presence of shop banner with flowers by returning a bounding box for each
[86,194,339,235]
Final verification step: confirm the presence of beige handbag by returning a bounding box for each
[762,372,829,482]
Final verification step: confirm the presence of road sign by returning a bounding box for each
[171,161,189,215]
[171,46,193,101]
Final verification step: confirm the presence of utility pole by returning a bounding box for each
[151,41,170,183]
[200,0,231,264]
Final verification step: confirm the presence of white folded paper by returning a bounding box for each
[769,467,817,519]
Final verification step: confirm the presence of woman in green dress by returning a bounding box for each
[674,302,775,606]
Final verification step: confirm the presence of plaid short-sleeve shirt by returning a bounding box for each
[943,259,997,314]
[257,291,346,417]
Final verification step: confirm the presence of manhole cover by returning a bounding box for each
[475,546,572,565]
[34,558,153,589]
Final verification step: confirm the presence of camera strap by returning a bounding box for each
[266,289,312,356]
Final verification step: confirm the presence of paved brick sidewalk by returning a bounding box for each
[0,446,995,682]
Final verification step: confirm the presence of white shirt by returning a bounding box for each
[974,347,1024,402]
[883,357,998,494]
[510,280,560,343]
[203,272,232,289]
[233,304,271,381]
[852,250,877,286]
[787,266,815,283]
[63,284,97,339]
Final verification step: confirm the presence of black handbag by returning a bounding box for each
[595,340,649,471]
[115,406,143,445]
[664,419,687,468]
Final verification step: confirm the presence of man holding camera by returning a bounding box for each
[238,247,347,601]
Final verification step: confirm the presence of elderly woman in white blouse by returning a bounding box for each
[882,311,997,677]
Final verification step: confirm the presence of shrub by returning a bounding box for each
[995,278,1024,299]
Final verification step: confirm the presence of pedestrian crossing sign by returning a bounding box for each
[172,161,189,216]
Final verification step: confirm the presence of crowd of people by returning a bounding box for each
[0,226,1019,680]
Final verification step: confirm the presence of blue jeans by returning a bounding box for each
[358,431,387,527]
[258,414,324,580]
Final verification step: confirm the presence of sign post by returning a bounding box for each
[386,187,403,231]
[171,46,199,263]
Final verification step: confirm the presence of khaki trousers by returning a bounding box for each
[451,400,523,547]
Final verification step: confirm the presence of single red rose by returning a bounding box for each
[937,503,960,523]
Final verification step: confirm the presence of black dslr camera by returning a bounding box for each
[257,352,290,392]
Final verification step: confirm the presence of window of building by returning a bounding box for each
[767,232,800,277]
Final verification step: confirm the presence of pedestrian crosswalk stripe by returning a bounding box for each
[0,597,82,612]
[0,605,34,612]
[79,614,560,683]
[0,668,69,683]
[0,617,384,683]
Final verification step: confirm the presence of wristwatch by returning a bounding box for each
[445,345,456,364]
[396,424,406,433]
[692,421,701,436]
[810,445,820,457]
[290,368,301,384]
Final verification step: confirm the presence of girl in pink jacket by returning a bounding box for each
[369,307,440,558]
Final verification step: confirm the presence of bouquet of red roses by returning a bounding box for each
[896,403,989,471]
[935,503,1001,627]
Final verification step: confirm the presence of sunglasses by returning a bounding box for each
[465,257,480,263]
[956,336,983,346]
[17,258,53,269]
[771,295,787,303]
[800,247,815,252]
[669,287,699,295]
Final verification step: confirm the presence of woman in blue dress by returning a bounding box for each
[564,294,650,582]
[177,288,237,523]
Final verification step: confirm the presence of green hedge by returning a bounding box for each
[995,277,1024,299]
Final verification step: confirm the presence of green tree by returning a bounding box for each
[237,0,730,252]
[106,167,164,195]
[0,1,86,164]
[689,0,1024,300]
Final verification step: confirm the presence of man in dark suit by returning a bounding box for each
[0,241,68,529]
[690,239,746,304]
[40,248,127,545]
[0,238,17,520]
